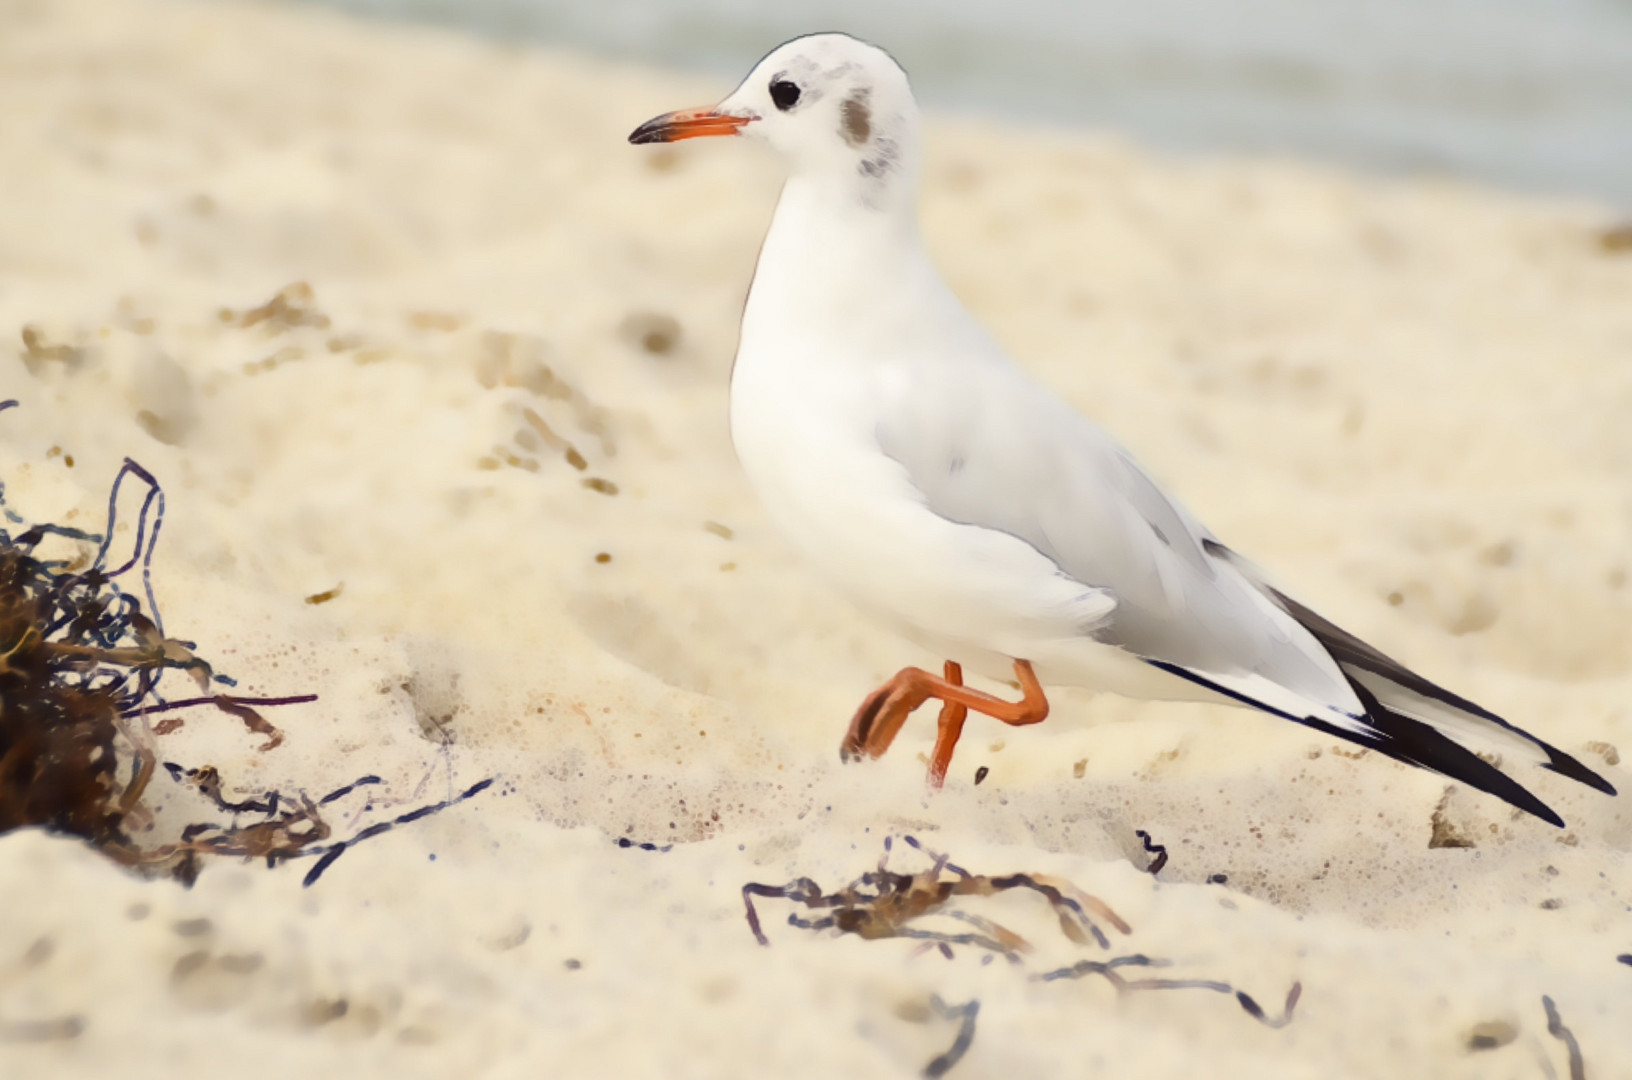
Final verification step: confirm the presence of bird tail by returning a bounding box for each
[1267,585,1615,827]
[1194,538,1615,826]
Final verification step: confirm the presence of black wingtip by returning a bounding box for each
[1341,680,1568,827]
[1247,573,1619,806]
[1542,750,1617,796]
[1530,801,1567,829]
[1145,658,1596,827]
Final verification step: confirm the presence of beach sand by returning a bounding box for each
[2,0,1630,1075]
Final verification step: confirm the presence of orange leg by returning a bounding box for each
[840,659,1049,788]
[927,663,969,789]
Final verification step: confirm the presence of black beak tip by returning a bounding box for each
[627,119,669,145]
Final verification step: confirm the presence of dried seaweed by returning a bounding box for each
[743,835,1129,955]
[1235,983,1303,1028]
[0,452,319,880]
[922,996,978,1079]
[1036,955,1302,1028]
[298,777,493,886]
[615,837,673,852]
[1134,828,1168,875]
[744,836,1302,1039]
[160,761,491,888]
[2,415,493,887]
[1542,995,1586,1080]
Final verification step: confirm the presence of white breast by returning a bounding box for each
[727,174,1195,697]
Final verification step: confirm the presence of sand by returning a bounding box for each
[2,0,1630,1076]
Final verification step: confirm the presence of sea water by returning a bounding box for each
[294,0,1632,207]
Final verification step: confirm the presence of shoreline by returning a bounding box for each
[293,0,1632,209]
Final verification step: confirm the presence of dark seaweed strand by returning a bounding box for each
[1236,982,1302,1028]
[3,472,183,716]
[10,522,99,548]
[164,763,280,815]
[0,401,20,531]
[1134,829,1168,875]
[1037,956,1230,994]
[742,878,827,946]
[1,463,29,530]
[298,777,495,887]
[90,464,141,570]
[317,775,384,806]
[66,467,288,716]
[613,837,673,852]
[901,834,970,878]
[984,873,1111,950]
[1034,954,1171,983]
[20,455,173,688]
[1035,957,1301,1028]
[93,459,167,637]
[891,926,1020,959]
[126,693,318,719]
[1542,996,1586,1080]
[93,459,150,575]
[923,997,979,1079]
[742,884,776,946]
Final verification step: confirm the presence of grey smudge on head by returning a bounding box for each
[858,134,898,180]
[840,90,871,147]
[855,129,902,210]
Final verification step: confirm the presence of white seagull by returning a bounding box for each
[628,33,1615,826]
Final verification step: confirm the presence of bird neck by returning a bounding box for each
[743,170,932,344]
[782,150,921,219]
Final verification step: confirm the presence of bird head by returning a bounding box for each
[629,33,919,201]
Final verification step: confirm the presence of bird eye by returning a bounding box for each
[769,80,801,111]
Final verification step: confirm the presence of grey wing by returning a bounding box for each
[874,360,1367,728]
[875,361,1616,824]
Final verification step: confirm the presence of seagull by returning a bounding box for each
[627,32,1616,826]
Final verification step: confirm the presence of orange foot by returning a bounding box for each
[840,659,1049,788]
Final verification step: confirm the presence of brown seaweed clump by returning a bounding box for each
[743,834,1129,956]
[744,834,1302,1073]
[2,401,492,886]
[0,437,316,883]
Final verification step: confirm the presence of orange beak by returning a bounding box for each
[627,107,752,145]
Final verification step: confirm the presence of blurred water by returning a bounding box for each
[298,0,1632,206]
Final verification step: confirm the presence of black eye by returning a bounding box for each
[769,80,801,111]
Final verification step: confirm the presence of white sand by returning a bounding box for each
[2,0,1630,1076]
